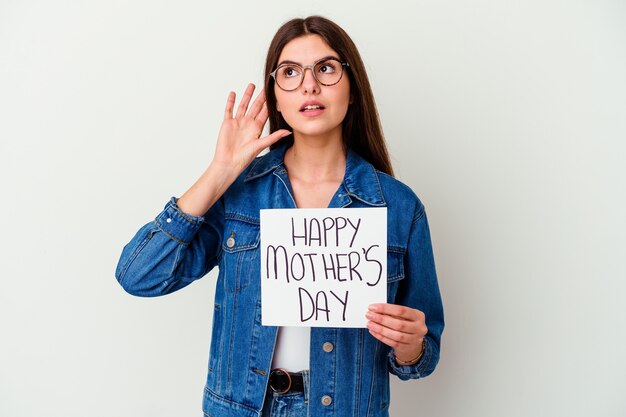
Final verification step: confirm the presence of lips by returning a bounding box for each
[299,100,325,112]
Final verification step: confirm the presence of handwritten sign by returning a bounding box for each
[260,208,387,328]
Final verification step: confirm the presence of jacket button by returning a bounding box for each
[321,395,332,406]
[226,232,235,248]
[322,342,334,352]
[166,218,172,223]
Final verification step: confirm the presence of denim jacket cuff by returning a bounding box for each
[153,197,205,245]
[388,338,433,380]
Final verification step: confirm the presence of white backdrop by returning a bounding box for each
[1,1,625,416]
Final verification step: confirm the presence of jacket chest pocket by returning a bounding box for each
[221,219,260,293]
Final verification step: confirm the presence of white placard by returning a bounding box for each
[260,208,387,328]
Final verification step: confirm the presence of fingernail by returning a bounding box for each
[281,131,292,137]
[365,312,374,319]
[368,304,379,312]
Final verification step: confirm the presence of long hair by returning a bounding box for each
[264,16,394,176]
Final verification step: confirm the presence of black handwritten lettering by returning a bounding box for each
[315,291,330,321]
[299,287,315,321]
[335,253,348,281]
[291,218,307,246]
[321,253,336,280]
[303,253,318,282]
[329,290,349,321]
[322,217,335,246]
[299,288,346,322]
[335,217,347,247]
[346,217,361,247]
[363,245,383,287]
[290,253,305,281]
[266,245,289,283]
[289,216,363,247]
[309,218,322,246]
[348,251,362,281]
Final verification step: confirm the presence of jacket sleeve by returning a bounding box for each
[388,202,444,380]
[115,196,224,297]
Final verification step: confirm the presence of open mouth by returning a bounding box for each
[300,103,325,112]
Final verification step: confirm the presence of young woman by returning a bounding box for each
[116,16,444,417]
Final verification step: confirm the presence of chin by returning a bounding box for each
[283,119,344,140]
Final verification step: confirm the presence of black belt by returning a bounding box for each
[269,369,304,394]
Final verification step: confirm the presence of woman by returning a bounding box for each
[116,16,444,417]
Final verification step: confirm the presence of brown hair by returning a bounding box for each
[264,16,394,176]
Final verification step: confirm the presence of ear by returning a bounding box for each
[349,94,354,105]
[277,103,281,112]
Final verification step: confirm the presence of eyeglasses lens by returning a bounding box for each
[275,59,344,91]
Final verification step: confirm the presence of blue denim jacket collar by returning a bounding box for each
[244,142,386,207]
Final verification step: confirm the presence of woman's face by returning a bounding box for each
[274,34,351,141]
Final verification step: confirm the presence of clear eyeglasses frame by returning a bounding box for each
[269,57,350,91]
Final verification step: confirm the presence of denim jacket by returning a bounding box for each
[115,143,444,417]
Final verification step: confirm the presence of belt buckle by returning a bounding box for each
[269,368,292,394]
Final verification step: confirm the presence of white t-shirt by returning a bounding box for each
[271,326,310,372]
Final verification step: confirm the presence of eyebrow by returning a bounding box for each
[276,55,340,67]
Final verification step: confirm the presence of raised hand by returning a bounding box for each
[176,83,291,217]
[212,83,291,174]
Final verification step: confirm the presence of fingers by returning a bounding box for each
[256,102,269,124]
[224,91,236,120]
[228,85,266,121]
[248,89,266,120]
[235,83,256,119]
[366,311,415,334]
[367,327,412,349]
[365,304,427,349]
[366,317,424,349]
[368,303,421,320]
[254,129,292,153]
[366,313,424,341]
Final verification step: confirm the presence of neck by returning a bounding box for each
[284,131,346,182]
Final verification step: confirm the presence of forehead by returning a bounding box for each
[277,34,339,64]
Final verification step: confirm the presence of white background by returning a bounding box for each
[1,1,624,416]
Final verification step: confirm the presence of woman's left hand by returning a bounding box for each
[365,303,428,363]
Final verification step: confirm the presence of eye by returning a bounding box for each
[317,61,337,74]
[281,65,301,78]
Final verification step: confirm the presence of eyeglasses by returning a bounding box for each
[270,57,350,91]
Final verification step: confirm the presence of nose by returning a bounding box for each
[301,66,320,94]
